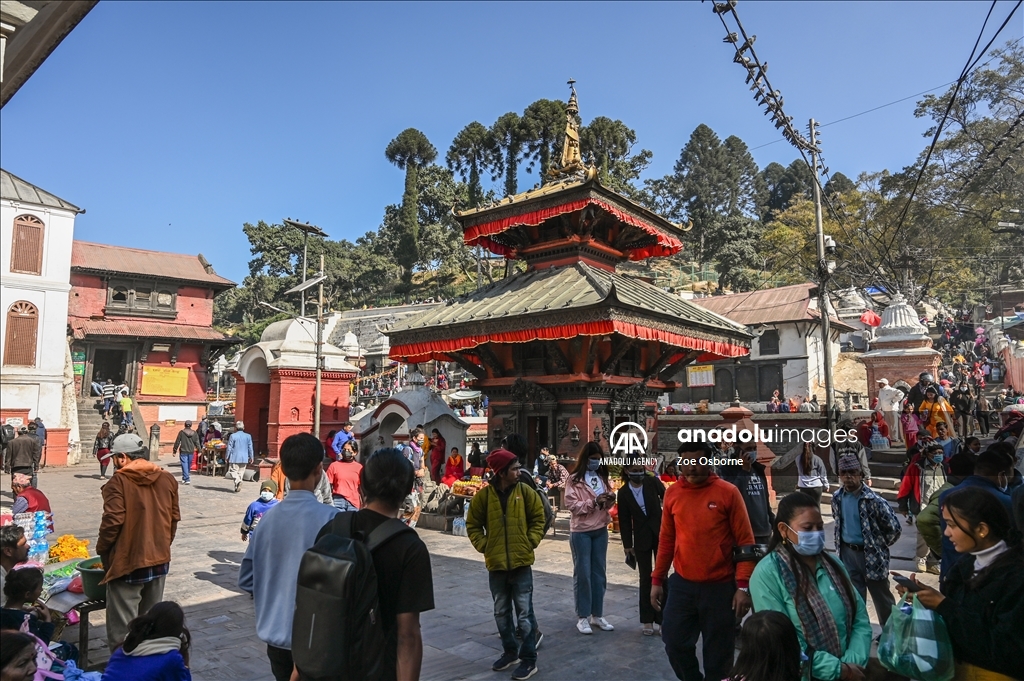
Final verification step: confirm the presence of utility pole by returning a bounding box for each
[314,253,324,438]
[809,120,835,429]
[283,218,329,318]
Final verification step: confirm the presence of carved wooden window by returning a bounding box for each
[10,215,44,275]
[3,301,39,367]
[106,280,177,316]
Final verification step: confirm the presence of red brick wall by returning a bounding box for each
[68,273,216,328]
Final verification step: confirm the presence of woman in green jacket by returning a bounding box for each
[750,492,872,681]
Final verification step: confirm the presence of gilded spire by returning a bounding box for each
[549,79,595,182]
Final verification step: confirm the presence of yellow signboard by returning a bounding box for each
[141,366,190,397]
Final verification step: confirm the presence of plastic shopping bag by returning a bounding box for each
[877,595,954,681]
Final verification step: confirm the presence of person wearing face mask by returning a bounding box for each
[564,441,615,635]
[832,455,901,627]
[325,441,363,511]
[616,459,665,636]
[719,440,775,546]
[897,444,947,574]
[895,486,1024,680]
[936,447,1015,583]
[949,381,976,438]
[241,481,280,541]
[651,443,755,681]
[750,492,871,681]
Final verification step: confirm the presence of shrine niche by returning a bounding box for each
[387,83,751,465]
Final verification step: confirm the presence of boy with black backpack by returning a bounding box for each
[292,447,434,681]
[238,433,340,681]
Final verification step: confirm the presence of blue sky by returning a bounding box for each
[1,1,1019,284]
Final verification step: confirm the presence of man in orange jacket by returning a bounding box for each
[651,442,755,681]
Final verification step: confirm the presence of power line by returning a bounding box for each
[884,0,1023,255]
[748,35,1022,152]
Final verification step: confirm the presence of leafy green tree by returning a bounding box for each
[579,116,652,197]
[490,112,528,196]
[522,99,567,179]
[385,128,437,298]
[446,122,499,208]
[824,172,855,197]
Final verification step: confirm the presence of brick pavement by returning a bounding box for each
[1,459,928,680]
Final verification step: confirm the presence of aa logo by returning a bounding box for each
[610,421,648,456]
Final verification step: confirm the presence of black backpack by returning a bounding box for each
[292,512,412,681]
[0,424,15,447]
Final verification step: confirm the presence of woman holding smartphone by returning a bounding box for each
[564,441,615,635]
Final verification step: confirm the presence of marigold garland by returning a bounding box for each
[48,534,90,562]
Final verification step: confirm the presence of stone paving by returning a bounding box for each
[1,459,929,680]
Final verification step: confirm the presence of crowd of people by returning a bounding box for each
[3,377,1023,681]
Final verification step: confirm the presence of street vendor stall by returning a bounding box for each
[200,438,228,476]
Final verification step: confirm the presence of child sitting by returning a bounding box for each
[241,480,279,541]
[102,601,191,680]
[0,567,79,662]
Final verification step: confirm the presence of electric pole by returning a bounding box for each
[809,120,835,428]
[314,253,325,438]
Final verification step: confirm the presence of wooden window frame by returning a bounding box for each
[10,215,45,276]
[3,301,39,367]
[105,279,178,318]
[759,329,781,356]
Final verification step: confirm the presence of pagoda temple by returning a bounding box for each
[387,84,751,463]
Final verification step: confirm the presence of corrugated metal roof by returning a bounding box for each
[0,169,83,213]
[71,241,235,288]
[388,262,750,339]
[71,319,237,343]
[691,283,853,330]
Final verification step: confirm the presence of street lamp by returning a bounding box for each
[282,218,329,318]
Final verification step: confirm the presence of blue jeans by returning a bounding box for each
[332,496,357,511]
[179,453,193,482]
[103,398,115,414]
[488,566,537,663]
[570,528,608,618]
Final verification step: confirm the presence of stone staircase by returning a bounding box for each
[868,447,906,502]
[76,396,148,455]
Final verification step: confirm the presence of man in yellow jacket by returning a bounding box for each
[467,448,545,681]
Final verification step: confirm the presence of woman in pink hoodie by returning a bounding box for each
[564,441,616,635]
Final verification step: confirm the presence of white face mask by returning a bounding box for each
[260,491,274,502]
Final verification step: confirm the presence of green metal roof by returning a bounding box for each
[388,262,751,342]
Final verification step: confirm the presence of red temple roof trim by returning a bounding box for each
[389,319,748,365]
[464,197,683,261]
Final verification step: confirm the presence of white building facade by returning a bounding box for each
[0,169,82,425]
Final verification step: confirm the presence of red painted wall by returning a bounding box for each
[68,273,216,327]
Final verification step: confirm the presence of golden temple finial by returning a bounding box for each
[549,79,595,182]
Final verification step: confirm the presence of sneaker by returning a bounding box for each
[926,563,941,575]
[492,652,519,672]
[534,631,543,651]
[576,617,592,635]
[511,662,538,680]
[234,480,242,493]
[916,558,927,573]
[642,623,654,636]
[591,616,614,631]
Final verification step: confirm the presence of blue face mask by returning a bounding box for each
[587,458,601,472]
[930,454,944,465]
[787,526,826,556]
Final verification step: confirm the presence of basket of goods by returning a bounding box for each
[451,477,487,497]
[76,557,107,600]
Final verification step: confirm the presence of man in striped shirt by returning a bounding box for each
[101,379,117,418]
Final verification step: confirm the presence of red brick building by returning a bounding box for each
[68,241,237,449]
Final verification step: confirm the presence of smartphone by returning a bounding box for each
[891,573,923,592]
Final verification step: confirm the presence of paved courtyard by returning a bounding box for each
[1,457,926,680]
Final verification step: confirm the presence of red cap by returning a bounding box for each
[486,448,517,473]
